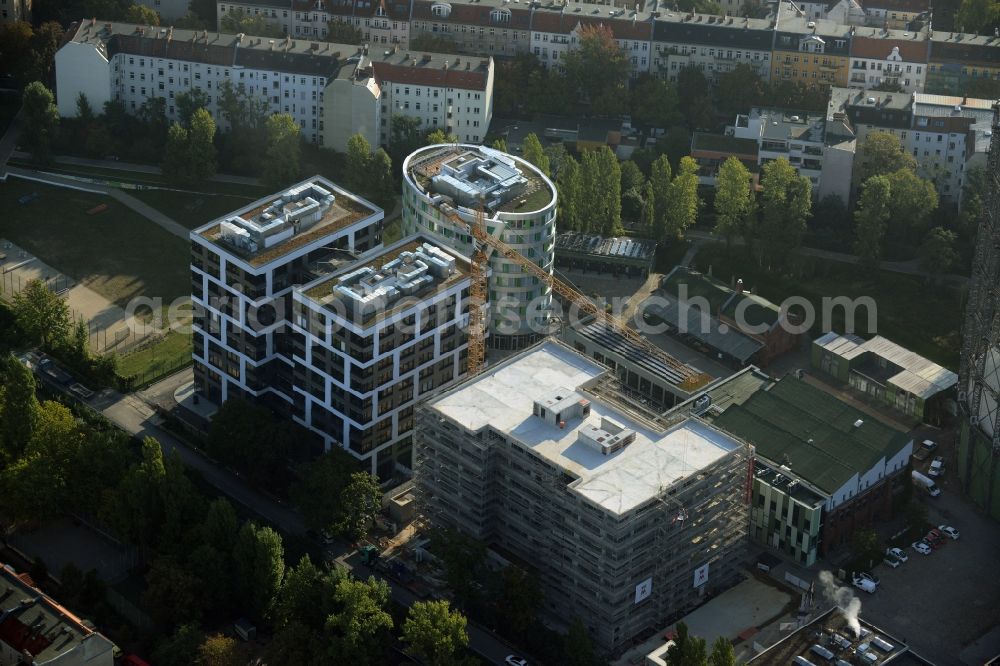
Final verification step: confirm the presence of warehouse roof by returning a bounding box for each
[714,376,911,494]
[428,341,745,515]
[814,332,958,399]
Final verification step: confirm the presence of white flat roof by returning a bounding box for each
[429,341,743,515]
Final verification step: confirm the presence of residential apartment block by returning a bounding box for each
[219,0,412,46]
[927,30,1000,95]
[714,376,913,564]
[55,21,493,151]
[652,13,774,87]
[771,15,853,89]
[290,236,475,476]
[848,30,930,93]
[831,86,993,203]
[415,340,751,653]
[0,562,115,666]
[403,144,556,350]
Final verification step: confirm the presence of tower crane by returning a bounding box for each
[440,203,712,392]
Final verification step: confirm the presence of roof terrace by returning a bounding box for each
[407,145,555,214]
[196,178,379,267]
[300,236,470,326]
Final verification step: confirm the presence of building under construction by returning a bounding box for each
[960,103,1000,520]
[414,340,751,654]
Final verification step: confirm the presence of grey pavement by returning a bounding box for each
[5,167,189,239]
[685,229,969,283]
[11,150,261,186]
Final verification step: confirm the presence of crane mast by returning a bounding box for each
[442,204,711,391]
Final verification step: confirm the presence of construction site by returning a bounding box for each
[414,340,753,653]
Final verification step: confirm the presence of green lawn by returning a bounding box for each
[690,242,962,368]
[116,329,192,380]
[0,178,190,308]
[129,188,260,229]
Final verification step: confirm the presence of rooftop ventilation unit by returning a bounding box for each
[579,417,637,455]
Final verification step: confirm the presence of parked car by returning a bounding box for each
[926,529,947,548]
[922,439,938,452]
[506,656,529,666]
[912,540,933,555]
[886,547,908,563]
[938,525,960,540]
[857,571,880,587]
[852,576,877,594]
[929,456,946,477]
[883,554,901,568]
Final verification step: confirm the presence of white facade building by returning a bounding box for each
[529,13,653,75]
[403,144,557,350]
[55,21,493,152]
[290,235,474,475]
[217,0,412,47]
[848,32,929,94]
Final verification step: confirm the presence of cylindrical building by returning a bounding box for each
[402,144,557,350]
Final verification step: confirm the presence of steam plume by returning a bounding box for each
[817,570,861,638]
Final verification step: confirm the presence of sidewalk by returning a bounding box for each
[6,167,189,240]
[11,150,261,186]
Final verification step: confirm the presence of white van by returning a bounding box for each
[794,657,819,666]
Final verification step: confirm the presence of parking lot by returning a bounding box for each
[859,486,1000,665]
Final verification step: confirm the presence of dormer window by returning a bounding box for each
[490,7,511,23]
[431,2,451,18]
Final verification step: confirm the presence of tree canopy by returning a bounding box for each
[402,600,469,666]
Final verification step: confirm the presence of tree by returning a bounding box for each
[369,148,395,207]
[426,128,458,145]
[885,167,938,240]
[402,600,469,666]
[663,157,701,239]
[918,226,959,283]
[641,181,656,233]
[220,8,284,37]
[162,122,191,184]
[0,354,39,463]
[233,521,285,621]
[175,88,211,127]
[207,398,290,486]
[346,133,373,193]
[328,576,394,663]
[197,634,249,666]
[22,21,64,84]
[713,157,754,251]
[189,108,218,182]
[491,138,508,152]
[666,622,708,666]
[494,567,542,636]
[562,24,630,116]
[709,636,736,666]
[409,33,459,52]
[579,147,622,235]
[556,155,581,231]
[676,66,712,129]
[292,448,354,534]
[12,279,70,349]
[521,133,550,176]
[143,557,205,625]
[757,158,811,267]
[956,0,1000,34]
[152,625,206,666]
[274,555,343,631]
[335,472,383,542]
[630,74,680,128]
[563,616,598,666]
[650,155,673,240]
[76,93,95,126]
[858,132,917,181]
[430,529,486,608]
[263,114,301,190]
[126,4,160,24]
[0,21,33,82]
[854,175,892,271]
[715,64,766,117]
[189,0,218,26]
[620,160,645,194]
[852,527,882,569]
[326,19,364,44]
[21,82,59,164]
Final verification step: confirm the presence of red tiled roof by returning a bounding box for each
[373,60,488,89]
[850,35,928,61]
[0,618,52,657]
[529,12,652,40]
